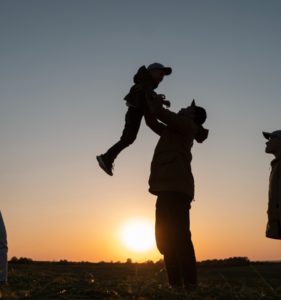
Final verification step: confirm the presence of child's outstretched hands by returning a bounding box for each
[157,94,171,108]
[147,93,170,113]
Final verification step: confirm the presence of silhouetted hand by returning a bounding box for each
[147,93,171,112]
[154,94,171,107]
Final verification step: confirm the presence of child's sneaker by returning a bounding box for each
[96,155,113,176]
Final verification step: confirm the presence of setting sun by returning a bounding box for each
[120,219,155,252]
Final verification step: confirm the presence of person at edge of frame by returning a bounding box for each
[0,211,8,286]
[263,130,281,239]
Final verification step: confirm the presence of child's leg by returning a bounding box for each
[97,107,143,175]
[102,107,143,162]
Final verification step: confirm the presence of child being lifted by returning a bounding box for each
[97,63,172,176]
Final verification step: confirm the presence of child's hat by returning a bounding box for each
[147,63,172,75]
[263,130,281,140]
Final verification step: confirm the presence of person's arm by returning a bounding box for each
[159,108,196,137]
[144,107,166,136]
[147,96,197,137]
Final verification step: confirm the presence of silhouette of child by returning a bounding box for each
[97,63,172,175]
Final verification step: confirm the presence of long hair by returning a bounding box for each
[191,100,208,143]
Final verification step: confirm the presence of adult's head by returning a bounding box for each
[178,100,208,143]
[147,63,172,86]
[263,130,281,157]
[178,100,207,126]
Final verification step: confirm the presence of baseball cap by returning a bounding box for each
[147,63,172,75]
[263,130,281,140]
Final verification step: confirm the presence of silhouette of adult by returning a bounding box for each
[263,130,281,239]
[147,98,208,289]
[0,211,8,284]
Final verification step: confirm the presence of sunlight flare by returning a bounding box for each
[120,219,155,252]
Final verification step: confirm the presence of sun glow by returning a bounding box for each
[120,219,155,252]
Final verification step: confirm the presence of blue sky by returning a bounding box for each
[1,0,281,261]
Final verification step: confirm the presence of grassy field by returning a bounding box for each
[0,260,280,299]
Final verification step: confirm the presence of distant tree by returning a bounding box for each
[10,257,33,264]
[10,256,18,263]
[58,259,68,264]
[126,258,132,264]
[199,257,250,267]
[155,259,164,266]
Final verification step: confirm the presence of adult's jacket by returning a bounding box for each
[148,107,199,198]
[266,158,281,239]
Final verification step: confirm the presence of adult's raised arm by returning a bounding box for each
[144,107,166,136]
[147,96,197,138]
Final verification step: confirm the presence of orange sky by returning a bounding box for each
[1,0,281,263]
